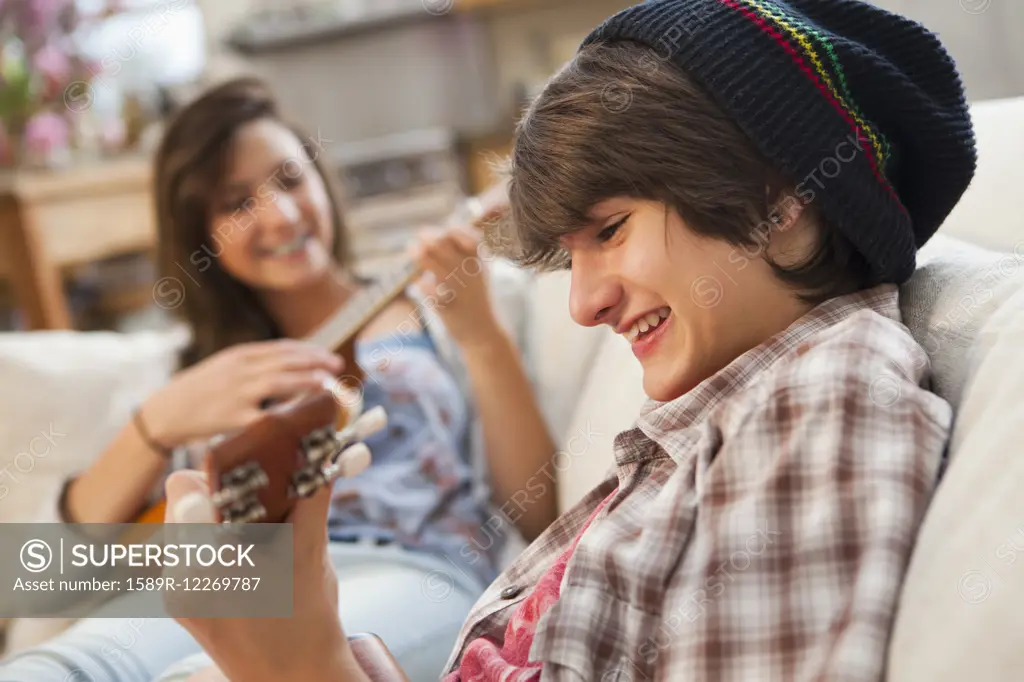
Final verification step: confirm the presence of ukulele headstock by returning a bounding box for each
[203,390,385,524]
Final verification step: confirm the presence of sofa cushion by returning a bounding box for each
[899,233,1024,412]
[936,95,1024,254]
[888,284,1024,681]
[528,270,612,445]
[0,327,186,523]
[556,329,646,513]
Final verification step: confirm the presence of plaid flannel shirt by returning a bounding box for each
[442,284,952,681]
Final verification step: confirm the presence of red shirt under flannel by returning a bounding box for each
[443,284,952,681]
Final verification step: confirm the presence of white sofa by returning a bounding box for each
[2,95,1023,676]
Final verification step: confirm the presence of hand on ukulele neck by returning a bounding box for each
[448,178,511,231]
[336,338,363,388]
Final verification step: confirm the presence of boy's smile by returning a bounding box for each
[622,307,673,361]
[563,197,815,402]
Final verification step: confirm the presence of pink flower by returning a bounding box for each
[33,44,70,79]
[24,110,69,154]
[25,0,64,30]
[10,0,64,48]
[32,43,71,97]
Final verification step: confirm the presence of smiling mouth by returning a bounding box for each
[262,233,310,258]
[622,307,671,344]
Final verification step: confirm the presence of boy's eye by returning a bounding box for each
[597,213,631,242]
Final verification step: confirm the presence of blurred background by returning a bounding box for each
[1,0,1022,333]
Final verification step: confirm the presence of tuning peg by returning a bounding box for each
[353,406,387,439]
[321,442,372,483]
[303,426,340,466]
[291,469,325,499]
[211,466,269,508]
[235,501,267,524]
[336,406,388,448]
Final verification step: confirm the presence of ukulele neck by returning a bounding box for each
[304,187,503,354]
[304,258,420,353]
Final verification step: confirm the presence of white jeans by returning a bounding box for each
[0,542,484,682]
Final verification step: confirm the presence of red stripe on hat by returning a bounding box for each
[716,0,903,206]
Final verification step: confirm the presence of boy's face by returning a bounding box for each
[561,198,814,402]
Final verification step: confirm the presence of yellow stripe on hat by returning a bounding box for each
[739,0,888,170]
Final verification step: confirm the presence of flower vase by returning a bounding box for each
[0,133,20,168]
[0,119,26,168]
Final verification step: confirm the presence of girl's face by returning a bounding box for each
[208,118,335,291]
[562,198,811,402]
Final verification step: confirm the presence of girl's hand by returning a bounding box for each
[141,339,343,448]
[163,471,363,682]
[409,223,503,350]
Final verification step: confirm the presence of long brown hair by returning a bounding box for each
[153,76,352,367]
[494,41,872,304]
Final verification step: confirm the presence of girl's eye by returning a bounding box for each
[597,213,631,243]
[278,171,303,190]
[220,196,251,214]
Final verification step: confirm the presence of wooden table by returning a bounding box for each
[0,157,155,330]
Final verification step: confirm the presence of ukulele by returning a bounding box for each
[135,181,510,526]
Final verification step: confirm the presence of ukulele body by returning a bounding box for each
[136,501,167,524]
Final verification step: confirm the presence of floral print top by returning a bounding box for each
[326,328,502,589]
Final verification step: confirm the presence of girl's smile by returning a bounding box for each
[211,118,336,292]
[257,231,314,260]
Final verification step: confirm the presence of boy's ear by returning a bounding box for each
[767,192,805,232]
[764,179,805,232]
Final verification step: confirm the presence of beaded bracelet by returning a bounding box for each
[132,406,175,460]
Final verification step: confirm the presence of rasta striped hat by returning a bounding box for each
[581,0,977,285]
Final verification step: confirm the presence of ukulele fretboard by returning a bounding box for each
[305,259,421,352]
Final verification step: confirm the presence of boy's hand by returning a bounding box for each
[162,471,364,682]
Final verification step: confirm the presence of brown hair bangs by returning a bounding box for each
[494,40,872,303]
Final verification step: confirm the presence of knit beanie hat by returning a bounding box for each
[580,0,977,284]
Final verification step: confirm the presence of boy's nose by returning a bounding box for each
[569,258,621,328]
